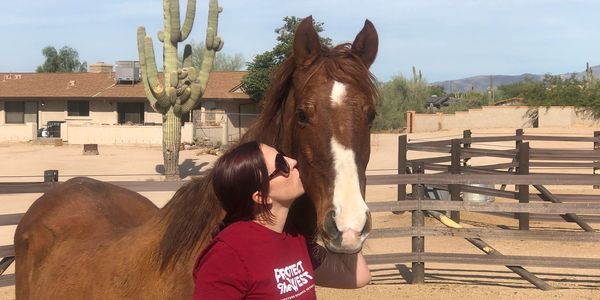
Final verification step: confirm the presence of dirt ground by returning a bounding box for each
[1,128,600,299]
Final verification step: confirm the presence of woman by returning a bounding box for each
[193,141,371,299]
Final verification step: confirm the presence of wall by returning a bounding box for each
[30,100,162,127]
[63,122,194,145]
[39,101,67,127]
[0,123,36,141]
[538,106,599,127]
[408,106,599,133]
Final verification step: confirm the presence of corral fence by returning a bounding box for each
[1,129,600,289]
[364,129,600,290]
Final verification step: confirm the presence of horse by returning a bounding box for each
[14,16,378,299]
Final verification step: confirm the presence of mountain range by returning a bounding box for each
[431,65,600,93]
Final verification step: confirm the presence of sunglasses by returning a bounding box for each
[268,151,290,180]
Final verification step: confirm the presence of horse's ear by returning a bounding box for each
[293,16,321,67]
[352,19,378,68]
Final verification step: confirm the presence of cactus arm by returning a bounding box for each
[138,26,170,109]
[197,50,217,95]
[179,87,192,102]
[180,0,196,41]
[205,0,223,50]
[196,0,223,96]
[166,86,177,105]
[137,26,157,109]
[168,71,179,88]
[142,36,171,107]
[157,31,165,42]
[187,66,197,81]
[140,34,162,92]
[165,0,181,44]
[177,70,188,80]
[181,82,203,113]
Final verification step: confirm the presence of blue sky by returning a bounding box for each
[1,0,599,82]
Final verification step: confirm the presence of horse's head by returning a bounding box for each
[271,17,378,253]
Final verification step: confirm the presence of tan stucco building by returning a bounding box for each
[0,68,257,145]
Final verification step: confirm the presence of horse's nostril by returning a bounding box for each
[361,211,372,236]
[324,210,340,238]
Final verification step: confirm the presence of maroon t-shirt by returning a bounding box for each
[192,221,321,300]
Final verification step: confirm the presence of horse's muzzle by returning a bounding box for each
[323,210,371,253]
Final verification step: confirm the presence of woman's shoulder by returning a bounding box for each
[215,221,268,244]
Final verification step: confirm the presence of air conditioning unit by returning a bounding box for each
[115,61,140,83]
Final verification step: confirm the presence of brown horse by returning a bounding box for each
[14,16,378,299]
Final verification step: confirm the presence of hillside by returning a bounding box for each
[432,65,600,93]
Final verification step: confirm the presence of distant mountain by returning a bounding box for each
[431,65,600,93]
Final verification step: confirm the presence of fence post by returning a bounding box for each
[406,111,415,133]
[397,135,407,202]
[513,129,524,192]
[44,170,59,183]
[462,129,471,167]
[411,161,425,284]
[518,142,530,230]
[594,131,599,189]
[449,139,461,223]
[515,128,523,148]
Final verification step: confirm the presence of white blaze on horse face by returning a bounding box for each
[330,138,369,239]
[330,81,347,106]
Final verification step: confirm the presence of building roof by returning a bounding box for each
[0,71,250,101]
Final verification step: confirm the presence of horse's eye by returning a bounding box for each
[367,110,376,126]
[296,109,310,125]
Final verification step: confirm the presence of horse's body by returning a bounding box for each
[15,17,378,299]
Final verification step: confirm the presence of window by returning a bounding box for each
[67,100,90,117]
[117,102,145,124]
[205,109,216,124]
[203,102,216,125]
[5,101,25,124]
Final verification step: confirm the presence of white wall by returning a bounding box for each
[0,123,36,141]
[408,106,600,133]
[63,123,194,145]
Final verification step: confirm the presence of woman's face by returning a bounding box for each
[260,144,305,205]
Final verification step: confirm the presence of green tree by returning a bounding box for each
[497,72,600,119]
[241,16,333,102]
[183,41,244,71]
[496,76,544,100]
[440,91,487,114]
[429,85,445,97]
[373,72,431,131]
[36,46,87,72]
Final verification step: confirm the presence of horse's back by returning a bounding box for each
[14,177,158,299]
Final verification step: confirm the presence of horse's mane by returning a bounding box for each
[156,42,378,271]
[156,173,223,271]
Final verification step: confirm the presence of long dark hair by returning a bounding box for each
[212,141,272,225]
[157,142,275,271]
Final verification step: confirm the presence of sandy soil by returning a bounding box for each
[1,128,599,299]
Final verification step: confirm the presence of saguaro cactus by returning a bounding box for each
[586,62,595,87]
[137,0,223,179]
